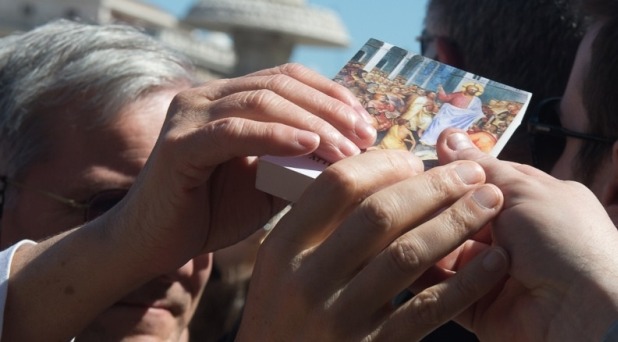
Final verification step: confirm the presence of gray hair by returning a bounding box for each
[0,19,198,177]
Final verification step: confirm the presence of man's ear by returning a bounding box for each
[435,37,465,68]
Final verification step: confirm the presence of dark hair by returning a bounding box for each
[425,0,584,108]
[581,0,618,18]
[425,0,585,163]
[576,15,618,184]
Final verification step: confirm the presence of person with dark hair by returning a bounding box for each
[426,0,618,339]
[434,126,618,342]
[417,1,585,339]
[422,0,585,164]
[550,2,618,188]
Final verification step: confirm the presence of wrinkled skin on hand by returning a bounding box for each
[238,149,509,341]
[117,64,378,274]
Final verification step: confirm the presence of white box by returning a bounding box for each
[255,154,331,202]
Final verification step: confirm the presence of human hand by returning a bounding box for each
[117,64,377,273]
[237,149,509,341]
[436,129,618,341]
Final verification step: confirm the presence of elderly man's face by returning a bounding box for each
[1,89,211,341]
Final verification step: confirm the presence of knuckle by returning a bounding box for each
[358,197,396,234]
[264,73,294,92]
[318,164,363,199]
[423,170,454,200]
[240,89,278,111]
[277,62,309,76]
[439,206,476,238]
[168,81,225,109]
[386,236,424,274]
[168,90,189,110]
[204,117,246,149]
[317,94,343,112]
[299,112,329,133]
[166,90,202,119]
[407,290,447,325]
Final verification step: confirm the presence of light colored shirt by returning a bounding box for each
[0,240,36,338]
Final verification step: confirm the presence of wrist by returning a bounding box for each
[550,266,618,341]
[103,202,182,279]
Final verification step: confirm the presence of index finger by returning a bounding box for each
[246,63,371,119]
[240,64,378,153]
[183,63,377,161]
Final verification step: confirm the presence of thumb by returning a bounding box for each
[437,129,532,188]
[436,128,487,164]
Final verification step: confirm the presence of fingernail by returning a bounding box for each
[297,131,320,148]
[339,138,361,156]
[472,185,500,209]
[447,132,474,151]
[455,162,483,185]
[482,248,508,272]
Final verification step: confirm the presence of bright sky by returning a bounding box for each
[143,0,428,78]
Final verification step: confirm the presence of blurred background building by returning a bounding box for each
[0,0,349,79]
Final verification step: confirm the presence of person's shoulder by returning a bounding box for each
[0,240,36,261]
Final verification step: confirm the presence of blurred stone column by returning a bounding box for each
[184,0,350,76]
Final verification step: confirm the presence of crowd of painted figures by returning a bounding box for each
[334,61,522,153]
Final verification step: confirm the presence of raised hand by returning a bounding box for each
[237,149,509,341]
[436,129,618,341]
[121,64,378,272]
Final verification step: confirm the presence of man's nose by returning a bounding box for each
[158,253,212,283]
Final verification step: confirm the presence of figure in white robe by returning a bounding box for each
[419,84,484,145]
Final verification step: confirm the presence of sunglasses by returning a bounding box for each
[416,29,435,56]
[527,97,614,172]
[0,176,127,222]
[416,29,458,59]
